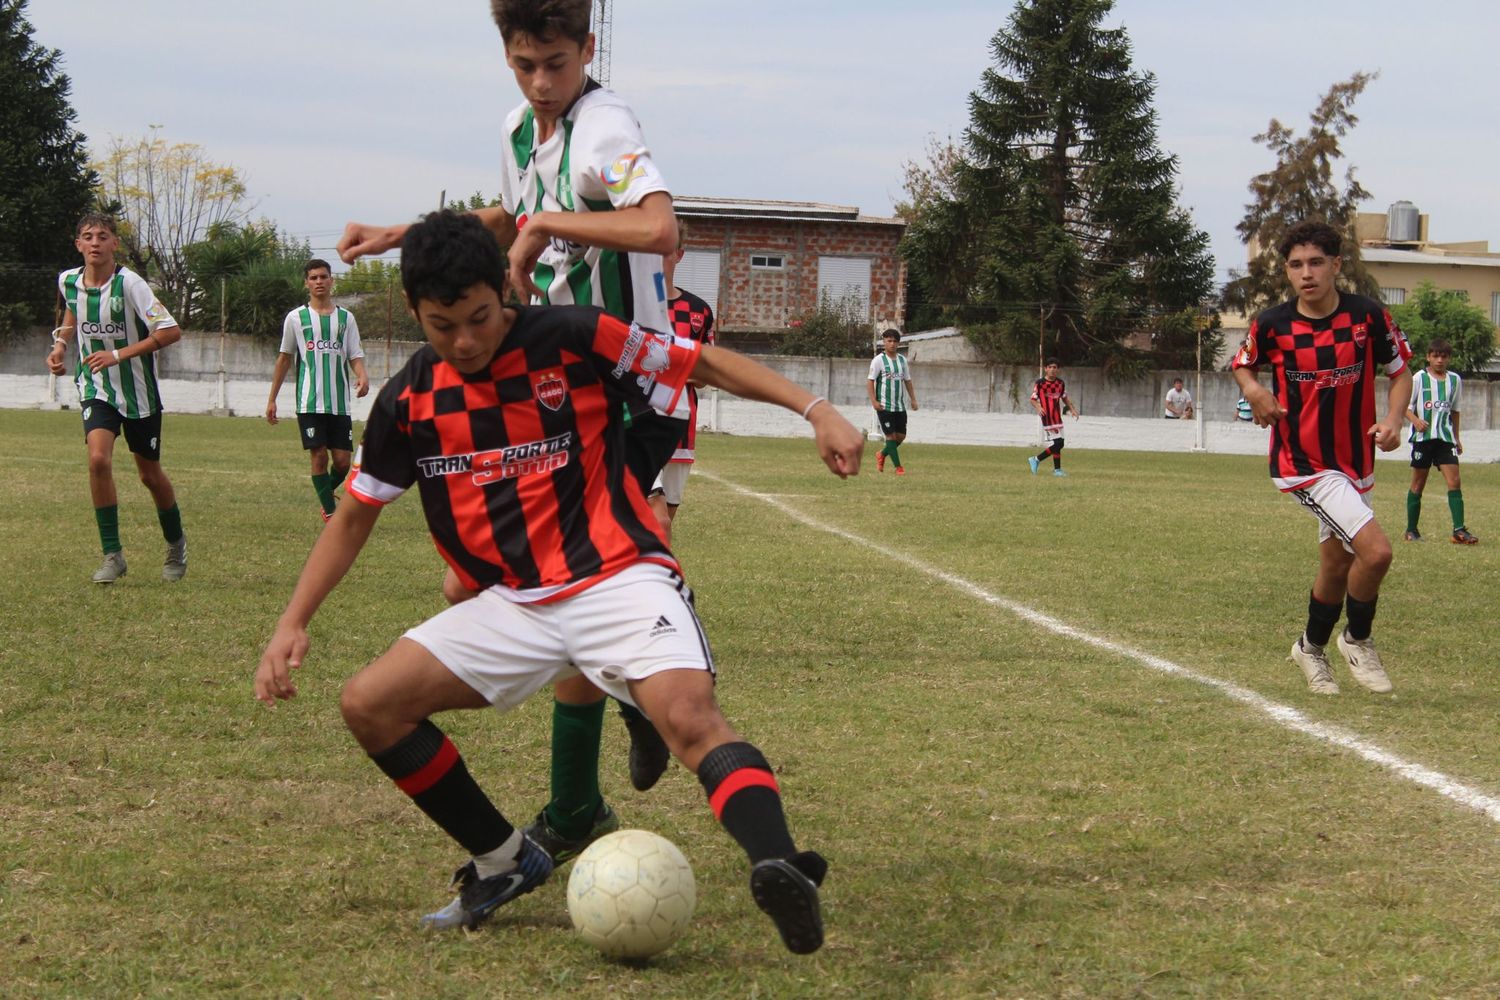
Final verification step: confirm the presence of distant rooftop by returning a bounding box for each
[1363,247,1500,269]
[675,196,904,227]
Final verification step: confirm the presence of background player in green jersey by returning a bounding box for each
[266,259,370,522]
[1402,339,1478,544]
[46,213,188,585]
[867,329,918,474]
[336,0,678,868]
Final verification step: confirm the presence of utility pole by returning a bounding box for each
[594,0,612,87]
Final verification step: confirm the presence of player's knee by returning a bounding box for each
[87,450,113,479]
[339,673,380,737]
[650,692,732,765]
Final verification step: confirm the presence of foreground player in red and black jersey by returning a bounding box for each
[1232,220,1412,696]
[254,211,861,953]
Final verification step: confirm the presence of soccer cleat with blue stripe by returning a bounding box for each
[420,836,554,931]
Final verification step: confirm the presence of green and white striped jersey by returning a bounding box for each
[1409,368,1462,444]
[498,82,671,333]
[58,265,177,419]
[278,306,364,415]
[868,351,912,411]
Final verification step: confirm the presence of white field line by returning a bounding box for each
[699,468,1500,827]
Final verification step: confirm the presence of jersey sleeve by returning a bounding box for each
[1451,373,1462,412]
[703,304,716,346]
[868,356,882,381]
[347,379,415,507]
[1372,307,1412,375]
[1030,378,1042,401]
[343,310,365,360]
[586,312,699,415]
[498,122,524,218]
[572,105,670,210]
[123,271,177,332]
[1232,318,1266,372]
[279,311,301,355]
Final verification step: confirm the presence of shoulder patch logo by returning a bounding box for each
[601,153,645,194]
[640,334,671,374]
[531,369,568,411]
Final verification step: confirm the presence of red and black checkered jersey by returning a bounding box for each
[666,288,715,463]
[1232,292,1412,492]
[1031,377,1067,429]
[349,305,700,602]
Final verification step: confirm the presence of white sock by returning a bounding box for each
[472,829,523,879]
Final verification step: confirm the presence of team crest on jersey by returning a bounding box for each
[1351,322,1369,347]
[531,369,568,411]
[640,334,671,373]
[689,312,705,335]
[601,153,645,194]
[1235,335,1256,367]
[109,296,124,316]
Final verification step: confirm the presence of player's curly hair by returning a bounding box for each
[75,212,118,236]
[1278,220,1342,259]
[491,0,591,46]
[400,210,506,310]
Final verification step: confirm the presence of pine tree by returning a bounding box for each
[0,0,98,333]
[1222,73,1380,316]
[901,0,1214,370]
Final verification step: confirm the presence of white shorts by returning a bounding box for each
[1289,473,1374,550]
[403,562,714,713]
[650,462,691,507]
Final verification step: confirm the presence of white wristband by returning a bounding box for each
[111,349,121,363]
[800,396,827,420]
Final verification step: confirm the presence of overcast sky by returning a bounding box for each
[26,0,1500,284]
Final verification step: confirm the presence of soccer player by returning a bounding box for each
[336,0,682,859]
[1402,339,1478,545]
[1231,220,1413,695]
[46,213,188,585]
[255,210,861,952]
[867,329,917,474]
[1027,358,1078,477]
[647,222,715,542]
[266,259,370,522]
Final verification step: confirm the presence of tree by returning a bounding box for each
[94,127,251,323]
[0,0,98,334]
[1222,73,1380,315]
[900,0,1215,373]
[182,221,310,337]
[1390,282,1497,373]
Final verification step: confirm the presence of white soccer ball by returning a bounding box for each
[566,829,696,959]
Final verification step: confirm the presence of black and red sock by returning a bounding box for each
[698,742,795,864]
[370,719,513,857]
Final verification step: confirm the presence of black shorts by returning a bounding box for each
[82,401,162,462]
[624,412,688,495]
[1410,439,1458,469]
[296,413,354,452]
[876,410,908,436]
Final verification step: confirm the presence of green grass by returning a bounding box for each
[3,409,1500,998]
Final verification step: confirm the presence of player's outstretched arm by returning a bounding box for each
[255,499,382,705]
[339,206,519,264]
[509,193,676,301]
[692,344,864,478]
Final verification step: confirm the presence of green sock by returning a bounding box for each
[156,503,183,544]
[888,443,901,467]
[329,465,348,492]
[1448,489,1465,531]
[95,504,121,554]
[311,473,335,515]
[1407,490,1422,533]
[544,698,606,838]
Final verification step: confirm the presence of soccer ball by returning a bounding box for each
[566,829,696,959]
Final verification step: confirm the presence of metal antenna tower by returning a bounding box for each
[593,0,612,87]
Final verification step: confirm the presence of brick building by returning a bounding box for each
[671,196,906,342]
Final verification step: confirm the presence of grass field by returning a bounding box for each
[4,407,1500,998]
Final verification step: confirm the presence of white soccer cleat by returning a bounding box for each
[92,551,127,585]
[1336,631,1393,694]
[1289,638,1339,695]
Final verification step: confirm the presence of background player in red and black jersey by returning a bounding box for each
[1232,220,1412,696]
[254,210,863,952]
[1027,358,1078,476]
[647,223,716,543]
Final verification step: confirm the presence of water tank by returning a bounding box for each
[1387,201,1420,242]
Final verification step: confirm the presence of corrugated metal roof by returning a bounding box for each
[1363,247,1500,268]
[674,195,904,227]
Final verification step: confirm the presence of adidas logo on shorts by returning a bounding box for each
[648,615,676,638]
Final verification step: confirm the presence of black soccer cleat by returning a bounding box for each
[522,799,620,865]
[750,850,827,954]
[620,704,671,791]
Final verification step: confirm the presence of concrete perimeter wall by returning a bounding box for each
[7,327,1500,443]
